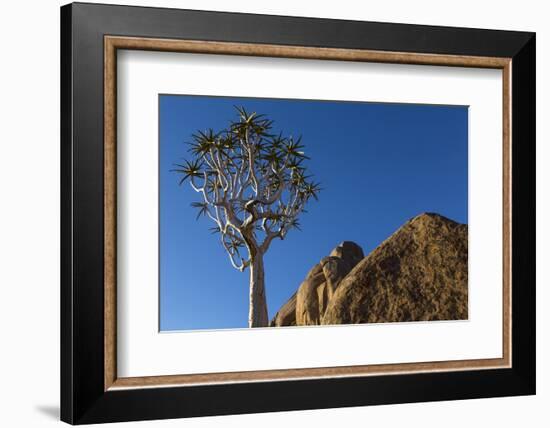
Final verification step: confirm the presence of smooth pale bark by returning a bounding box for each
[248,255,268,328]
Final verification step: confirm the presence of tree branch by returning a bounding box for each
[175,107,319,274]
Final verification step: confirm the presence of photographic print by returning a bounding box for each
[160,95,468,331]
[62,8,534,422]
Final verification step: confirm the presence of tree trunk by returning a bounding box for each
[248,255,268,327]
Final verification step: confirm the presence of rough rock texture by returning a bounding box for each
[271,241,364,326]
[322,213,468,325]
[270,292,297,327]
[270,213,468,327]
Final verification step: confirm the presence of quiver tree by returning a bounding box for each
[173,107,320,327]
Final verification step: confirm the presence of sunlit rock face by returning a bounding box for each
[270,213,468,327]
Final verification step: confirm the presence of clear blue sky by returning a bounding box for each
[159,95,468,331]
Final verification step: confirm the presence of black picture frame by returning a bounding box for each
[61,2,535,424]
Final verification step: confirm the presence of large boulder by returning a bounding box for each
[270,213,468,327]
[295,271,325,325]
[270,292,297,327]
[322,213,468,325]
[321,256,352,299]
[273,241,364,327]
[329,241,364,267]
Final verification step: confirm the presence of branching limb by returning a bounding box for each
[174,106,320,274]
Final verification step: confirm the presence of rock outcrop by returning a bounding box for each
[270,292,297,327]
[296,242,365,325]
[270,213,468,327]
[270,241,364,326]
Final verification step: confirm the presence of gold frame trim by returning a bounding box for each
[104,36,512,391]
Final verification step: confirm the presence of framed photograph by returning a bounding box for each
[60,2,535,424]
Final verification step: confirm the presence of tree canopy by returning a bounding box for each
[173,106,320,271]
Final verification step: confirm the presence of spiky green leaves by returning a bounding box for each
[302,181,322,201]
[171,159,203,185]
[286,218,301,231]
[190,201,210,220]
[232,106,274,141]
[223,234,245,254]
[282,136,309,160]
[173,106,321,269]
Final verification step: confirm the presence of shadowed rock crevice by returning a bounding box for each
[270,241,364,326]
[270,213,468,327]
